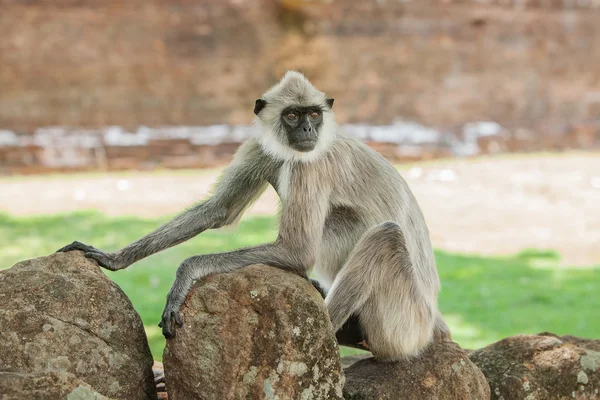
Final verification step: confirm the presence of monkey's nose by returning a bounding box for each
[303,126,312,132]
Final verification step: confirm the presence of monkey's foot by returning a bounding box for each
[158,306,184,339]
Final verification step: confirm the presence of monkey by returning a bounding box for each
[57,71,451,361]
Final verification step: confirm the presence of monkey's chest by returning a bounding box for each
[274,160,326,200]
[275,162,293,200]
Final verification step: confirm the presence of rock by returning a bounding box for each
[0,371,116,400]
[341,354,371,369]
[0,252,157,399]
[153,360,167,397]
[469,332,600,400]
[153,361,165,386]
[343,341,490,400]
[163,264,345,400]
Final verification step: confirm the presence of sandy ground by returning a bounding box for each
[1,152,599,266]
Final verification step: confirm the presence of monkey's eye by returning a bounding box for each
[309,111,320,119]
[286,113,298,120]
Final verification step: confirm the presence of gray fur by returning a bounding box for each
[57,71,450,360]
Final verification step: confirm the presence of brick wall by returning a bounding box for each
[1,0,599,173]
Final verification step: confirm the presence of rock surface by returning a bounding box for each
[340,353,372,369]
[0,371,116,400]
[153,361,167,398]
[343,341,491,400]
[470,332,600,400]
[163,264,345,400]
[0,252,157,399]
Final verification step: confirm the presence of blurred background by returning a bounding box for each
[1,0,599,360]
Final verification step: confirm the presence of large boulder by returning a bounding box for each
[163,264,345,400]
[469,332,600,400]
[0,371,115,400]
[0,252,157,399]
[343,341,491,400]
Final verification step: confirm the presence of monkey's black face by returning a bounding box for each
[280,106,324,152]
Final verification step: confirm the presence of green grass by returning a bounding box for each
[1,211,598,360]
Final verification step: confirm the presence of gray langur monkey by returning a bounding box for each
[57,71,451,361]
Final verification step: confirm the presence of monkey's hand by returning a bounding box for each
[159,287,186,339]
[158,302,184,339]
[158,260,199,339]
[56,241,123,271]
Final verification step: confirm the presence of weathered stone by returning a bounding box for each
[163,264,345,400]
[0,252,157,399]
[469,332,600,400]
[340,353,371,369]
[343,341,490,400]
[0,371,116,400]
[153,361,165,387]
[153,360,167,398]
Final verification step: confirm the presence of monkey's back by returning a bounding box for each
[326,134,440,293]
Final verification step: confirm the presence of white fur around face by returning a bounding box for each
[254,112,336,163]
[277,160,292,200]
[253,71,337,163]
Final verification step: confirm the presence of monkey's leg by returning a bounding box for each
[159,243,315,338]
[325,221,440,361]
[310,279,369,351]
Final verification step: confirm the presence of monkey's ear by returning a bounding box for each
[326,98,334,109]
[254,99,267,115]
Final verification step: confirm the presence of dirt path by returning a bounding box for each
[2,152,599,266]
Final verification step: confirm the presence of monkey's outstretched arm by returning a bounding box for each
[159,181,331,338]
[56,141,274,270]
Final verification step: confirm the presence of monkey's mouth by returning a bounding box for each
[291,140,317,152]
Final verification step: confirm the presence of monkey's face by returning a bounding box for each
[253,71,335,160]
[280,106,324,152]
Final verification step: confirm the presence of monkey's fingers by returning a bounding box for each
[55,241,96,254]
[159,311,181,339]
[174,311,184,328]
[161,321,175,339]
[83,250,112,269]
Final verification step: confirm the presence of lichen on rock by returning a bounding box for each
[163,264,345,400]
[0,252,156,399]
[343,341,490,400]
[470,332,600,400]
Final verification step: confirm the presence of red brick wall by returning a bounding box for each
[1,1,599,174]
[2,0,599,130]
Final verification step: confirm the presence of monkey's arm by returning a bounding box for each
[159,183,331,338]
[56,140,273,270]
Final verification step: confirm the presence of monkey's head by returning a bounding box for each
[253,71,336,161]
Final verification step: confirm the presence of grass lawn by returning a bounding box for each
[1,211,598,360]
